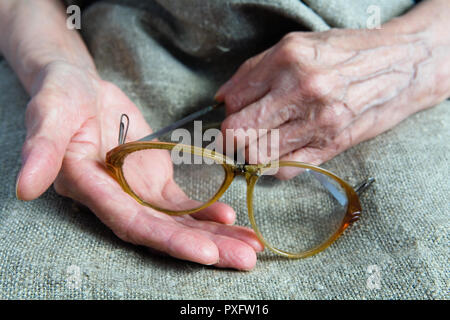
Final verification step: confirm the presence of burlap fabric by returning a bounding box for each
[0,0,448,299]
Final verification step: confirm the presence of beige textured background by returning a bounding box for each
[0,0,448,299]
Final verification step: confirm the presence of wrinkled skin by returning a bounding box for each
[217,27,450,179]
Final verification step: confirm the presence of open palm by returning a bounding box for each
[16,61,262,270]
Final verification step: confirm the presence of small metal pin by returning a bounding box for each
[118,114,129,145]
[354,177,375,195]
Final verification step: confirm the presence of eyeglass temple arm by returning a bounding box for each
[139,103,223,143]
[117,103,223,145]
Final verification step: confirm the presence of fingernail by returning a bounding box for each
[206,258,221,266]
[15,150,32,201]
[214,90,223,101]
[255,240,265,252]
[15,170,22,200]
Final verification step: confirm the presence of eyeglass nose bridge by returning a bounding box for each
[232,164,261,177]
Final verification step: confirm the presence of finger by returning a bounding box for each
[16,92,83,200]
[274,105,370,180]
[244,119,314,165]
[221,89,300,133]
[149,178,237,225]
[215,49,269,102]
[174,215,264,252]
[177,216,259,270]
[221,91,302,156]
[63,159,260,269]
[122,149,237,225]
[220,60,276,115]
[62,160,221,266]
[128,203,257,269]
[222,77,271,116]
[170,218,258,270]
[210,235,257,270]
[129,212,221,266]
[191,202,236,225]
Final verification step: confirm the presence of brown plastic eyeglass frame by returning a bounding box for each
[105,103,374,259]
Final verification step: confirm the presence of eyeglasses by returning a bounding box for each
[105,103,374,258]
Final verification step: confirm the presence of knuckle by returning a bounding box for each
[276,41,299,65]
[26,92,63,123]
[278,104,299,123]
[277,32,310,65]
[242,56,256,72]
[281,31,300,45]
[300,72,330,99]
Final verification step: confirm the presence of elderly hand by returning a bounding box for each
[3,0,262,271]
[15,61,263,270]
[216,21,450,178]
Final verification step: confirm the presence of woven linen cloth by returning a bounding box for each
[0,0,448,299]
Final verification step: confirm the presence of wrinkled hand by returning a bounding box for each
[16,61,263,270]
[217,28,446,179]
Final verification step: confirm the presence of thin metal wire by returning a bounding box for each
[137,103,223,142]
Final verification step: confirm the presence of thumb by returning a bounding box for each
[16,92,82,200]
